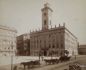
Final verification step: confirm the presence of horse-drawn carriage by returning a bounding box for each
[44,56,71,65]
[20,55,71,70]
[21,60,40,70]
[44,59,59,64]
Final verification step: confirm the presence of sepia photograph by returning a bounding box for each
[0,0,86,70]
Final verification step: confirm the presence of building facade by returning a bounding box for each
[17,33,30,56]
[78,45,86,55]
[30,3,78,56]
[0,25,17,56]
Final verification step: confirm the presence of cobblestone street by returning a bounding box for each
[0,55,86,70]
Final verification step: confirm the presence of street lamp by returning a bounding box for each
[11,55,13,70]
[39,49,42,61]
[11,42,13,70]
[72,50,76,60]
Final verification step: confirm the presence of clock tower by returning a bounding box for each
[41,3,53,30]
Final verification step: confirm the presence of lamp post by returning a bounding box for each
[11,55,13,70]
[11,42,13,70]
[39,49,42,61]
[72,50,76,60]
[75,54,76,60]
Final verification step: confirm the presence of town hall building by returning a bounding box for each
[30,3,78,56]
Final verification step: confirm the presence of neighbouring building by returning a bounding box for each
[78,45,86,55]
[17,33,30,56]
[0,25,17,56]
[30,3,78,56]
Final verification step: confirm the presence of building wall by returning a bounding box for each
[17,33,30,56]
[0,25,17,56]
[30,26,78,56]
[78,45,86,55]
[64,28,78,56]
[30,26,64,56]
[30,3,78,57]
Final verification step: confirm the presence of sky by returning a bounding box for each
[0,0,86,44]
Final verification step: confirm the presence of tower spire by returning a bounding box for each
[44,0,50,7]
[44,0,48,4]
[42,0,53,31]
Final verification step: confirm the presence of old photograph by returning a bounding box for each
[0,0,86,70]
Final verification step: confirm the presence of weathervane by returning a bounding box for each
[44,0,48,4]
[44,0,50,7]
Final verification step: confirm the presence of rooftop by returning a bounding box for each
[0,25,17,33]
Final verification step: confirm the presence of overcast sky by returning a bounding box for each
[0,0,86,44]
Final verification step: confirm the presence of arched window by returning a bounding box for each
[44,20,46,25]
[52,44,55,48]
[56,51,58,54]
[44,41,46,47]
[49,45,51,48]
[49,34,51,37]
[61,44,63,48]
[57,43,59,48]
